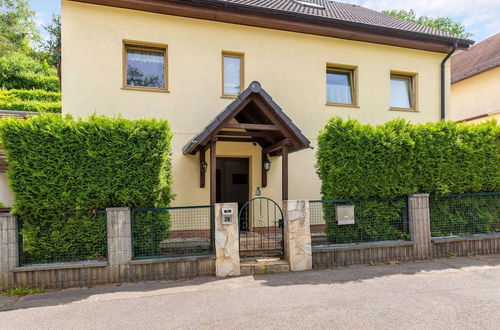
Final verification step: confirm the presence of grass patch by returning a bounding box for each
[1,287,45,297]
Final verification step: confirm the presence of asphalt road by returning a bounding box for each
[1,255,500,330]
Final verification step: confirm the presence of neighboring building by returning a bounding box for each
[42,0,471,208]
[451,33,500,123]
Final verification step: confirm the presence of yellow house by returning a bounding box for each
[451,33,500,123]
[52,0,472,210]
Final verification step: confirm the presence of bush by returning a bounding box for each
[317,118,499,199]
[316,118,500,241]
[1,89,60,102]
[0,115,173,263]
[0,99,61,113]
[0,51,59,91]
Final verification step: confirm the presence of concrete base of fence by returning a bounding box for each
[312,241,416,268]
[432,233,500,258]
[214,203,240,277]
[284,200,312,272]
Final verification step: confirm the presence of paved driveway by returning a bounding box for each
[1,255,500,329]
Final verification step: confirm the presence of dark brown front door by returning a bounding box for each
[215,158,249,206]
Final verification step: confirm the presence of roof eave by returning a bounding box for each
[69,0,473,52]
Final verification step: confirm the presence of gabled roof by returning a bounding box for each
[197,0,466,40]
[70,0,473,53]
[451,33,500,83]
[182,81,311,155]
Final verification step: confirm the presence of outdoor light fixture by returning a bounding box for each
[263,158,271,171]
[200,159,208,173]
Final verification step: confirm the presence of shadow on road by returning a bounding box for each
[1,255,499,312]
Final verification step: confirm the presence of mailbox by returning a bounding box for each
[336,205,355,225]
[221,207,234,224]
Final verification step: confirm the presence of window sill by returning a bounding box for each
[121,86,170,93]
[221,95,238,99]
[325,102,359,109]
[389,107,418,113]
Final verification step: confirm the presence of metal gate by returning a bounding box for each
[239,197,284,258]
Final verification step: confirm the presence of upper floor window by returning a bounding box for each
[326,65,357,106]
[222,51,244,97]
[123,41,168,91]
[390,72,416,110]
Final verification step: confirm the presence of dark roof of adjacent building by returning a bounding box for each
[71,0,473,53]
[451,33,500,83]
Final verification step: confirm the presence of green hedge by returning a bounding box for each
[0,52,60,92]
[0,115,173,263]
[316,118,499,241]
[0,89,61,113]
[1,89,61,102]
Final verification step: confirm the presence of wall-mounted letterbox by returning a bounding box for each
[336,205,355,225]
[221,207,234,224]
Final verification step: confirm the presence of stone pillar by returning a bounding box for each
[283,200,312,272]
[106,207,132,282]
[0,213,18,290]
[214,203,240,277]
[408,194,432,260]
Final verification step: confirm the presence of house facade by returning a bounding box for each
[57,0,471,208]
[450,33,500,123]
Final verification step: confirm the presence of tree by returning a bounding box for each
[383,9,472,39]
[42,14,61,67]
[0,0,40,52]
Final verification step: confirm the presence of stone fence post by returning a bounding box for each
[0,212,18,291]
[106,207,132,282]
[408,194,432,260]
[283,200,312,272]
[214,203,240,277]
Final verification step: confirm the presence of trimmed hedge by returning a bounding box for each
[317,118,499,199]
[0,89,61,113]
[0,52,60,92]
[0,115,173,263]
[316,118,499,241]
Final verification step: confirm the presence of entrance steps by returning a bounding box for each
[240,257,290,276]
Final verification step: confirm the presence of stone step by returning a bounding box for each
[240,258,291,276]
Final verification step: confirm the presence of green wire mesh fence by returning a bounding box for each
[131,205,215,259]
[18,210,108,266]
[430,192,500,237]
[309,197,410,246]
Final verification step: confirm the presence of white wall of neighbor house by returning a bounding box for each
[0,173,13,207]
[61,1,449,206]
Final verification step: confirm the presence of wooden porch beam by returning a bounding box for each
[263,139,291,155]
[282,145,288,201]
[262,152,268,188]
[215,137,259,143]
[200,150,206,188]
[225,123,279,131]
[209,140,216,205]
[217,131,273,138]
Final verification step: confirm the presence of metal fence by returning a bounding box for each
[430,192,500,238]
[309,197,410,246]
[18,210,108,266]
[131,205,215,259]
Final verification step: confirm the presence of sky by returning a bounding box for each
[30,0,500,42]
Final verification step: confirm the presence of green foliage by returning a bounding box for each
[383,9,472,39]
[316,118,499,242]
[1,286,45,297]
[0,0,40,53]
[41,14,61,67]
[0,89,61,113]
[0,115,173,264]
[430,194,499,237]
[317,118,499,200]
[0,51,59,91]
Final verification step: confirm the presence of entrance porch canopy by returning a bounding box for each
[182,81,311,203]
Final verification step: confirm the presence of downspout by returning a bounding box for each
[440,39,458,120]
